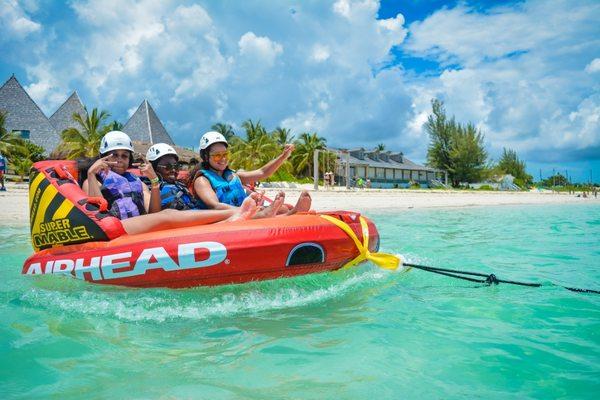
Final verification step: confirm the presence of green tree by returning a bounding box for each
[449,123,488,185]
[376,143,386,152]
[10,140,45,163]
[291,132,327,178]
[12,158,32,182]
[272,127,294,146]
[58,108,110,159]
[425,99,489,187]
[542,174,569,187]
[229,121,279,172]
[211,122,236,140]
[110,120,123,131]
[497,148,532,186]
[6,138,44,181]
[0,110,22,156]
[426,99,455,176]
[241,119,268,142]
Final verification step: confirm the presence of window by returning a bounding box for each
[12,130,30,139]
[286,243,325,266]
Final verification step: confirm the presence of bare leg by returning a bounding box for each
[121,208,237,235]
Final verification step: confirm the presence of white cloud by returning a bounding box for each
[333,0,378,20]
[24,63,68,114]
[238,32,283,66]
[311,44,330,62]
[585,58,600,73]
[0,0,41,39]
[403,0,600,162]
[4,0,597,167]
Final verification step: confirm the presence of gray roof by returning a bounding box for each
[333,148,437,172]
[0,75,59,153]
[49,91,87,135]
[123,100,175,145]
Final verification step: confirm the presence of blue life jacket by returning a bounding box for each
[159,180,201,210]
[197,168,247,207]
[99,170,146,220]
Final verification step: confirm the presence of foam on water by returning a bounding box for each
[16,267,391,323]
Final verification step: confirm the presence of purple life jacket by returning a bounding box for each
[99,170,146,220]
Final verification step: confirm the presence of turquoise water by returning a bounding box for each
[1,204,599,399]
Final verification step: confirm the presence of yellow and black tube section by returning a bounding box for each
[28,167,110,252]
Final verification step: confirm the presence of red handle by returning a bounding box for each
[86,197,109,212]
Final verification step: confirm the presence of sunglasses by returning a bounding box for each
[209,151,230,161]
[157,162,180,171]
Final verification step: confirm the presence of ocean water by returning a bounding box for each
[1,204,599,399]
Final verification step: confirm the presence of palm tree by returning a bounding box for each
[291,132,327,178]
[211,122,236,140]
[110,120,123,131]
[229,129,280,172]
[272,127,294,146]
[376,143,386,152]
[0,111,22,156]
[12,155,33,182]
[59,108,110,159]
[241,119,268,142]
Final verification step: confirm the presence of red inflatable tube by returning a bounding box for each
[23,211,379,288]
[23,160,381,288]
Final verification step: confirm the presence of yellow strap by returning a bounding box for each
[320,214,400,270]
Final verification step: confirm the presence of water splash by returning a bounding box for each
[19,265,393,322]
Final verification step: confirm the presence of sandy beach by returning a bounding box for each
[1,181,597,226]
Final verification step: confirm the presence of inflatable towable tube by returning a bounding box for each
[22,160,386,288]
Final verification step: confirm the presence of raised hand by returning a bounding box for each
[134,159,158,181]
[88,155,117,176]
[283,143,295,158]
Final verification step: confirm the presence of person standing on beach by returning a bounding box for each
[0,152,6,191]
[324,171,331,190]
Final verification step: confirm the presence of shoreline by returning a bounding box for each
[1,182,598,226]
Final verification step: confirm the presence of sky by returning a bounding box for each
[1,0,599,183]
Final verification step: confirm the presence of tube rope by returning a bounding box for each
[403,262,599,294]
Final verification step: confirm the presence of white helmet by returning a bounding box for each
[147,143,178,162]
[199,131,228,150]
[100,131,134,154]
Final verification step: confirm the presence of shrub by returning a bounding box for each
[478,185,494,191]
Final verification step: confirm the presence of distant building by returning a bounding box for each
[123,100,175,146]
[0,75,176,154]
[0,75,59,151]
[332,147,446,188]
[49,91,87,135]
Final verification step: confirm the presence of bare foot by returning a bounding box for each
[287,190,312,215]
[226,195,258,222]
[254,190,266,206]
[255,191,285,218]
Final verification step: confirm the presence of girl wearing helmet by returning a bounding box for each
[82,131,260,235]
[189,131,311,215]
[83,130,162,219]
[147,143,200,210]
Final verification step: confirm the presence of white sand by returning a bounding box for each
[1,181,597,226]
[264,185,599,214]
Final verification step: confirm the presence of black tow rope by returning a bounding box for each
[402,262,600,295]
